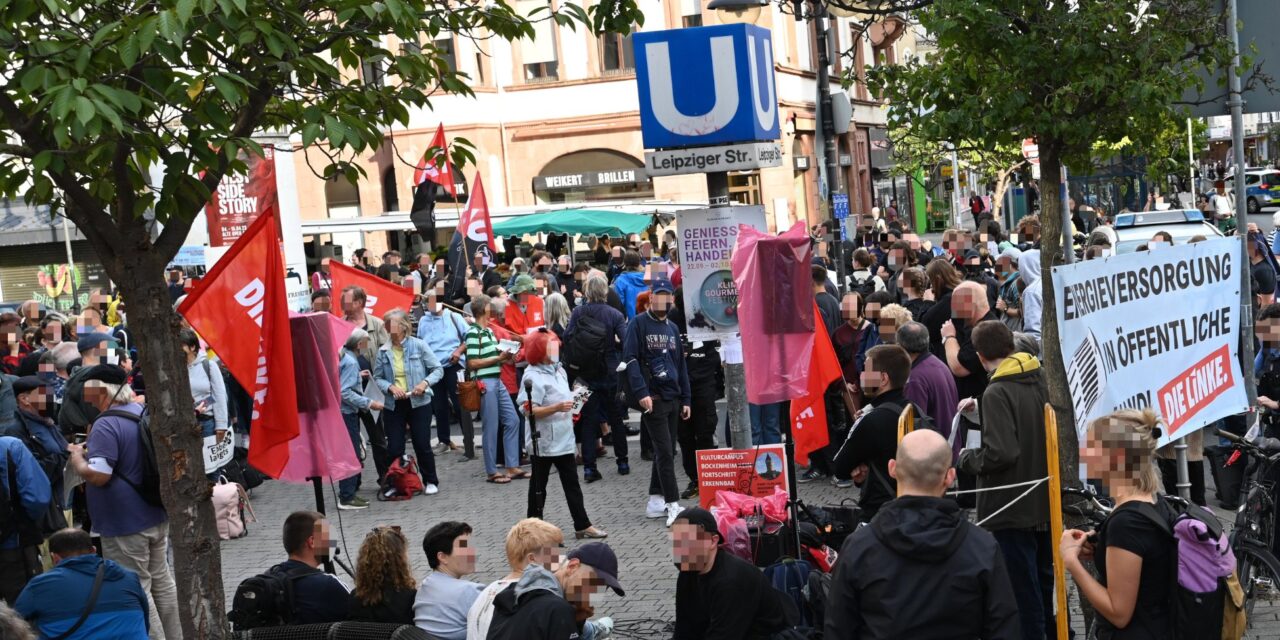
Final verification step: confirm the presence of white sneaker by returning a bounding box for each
[665,502,685,527]
[645,495,666,518]
[425,484,439,495]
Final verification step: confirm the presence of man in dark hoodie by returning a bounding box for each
[832,345,914,520]
[486,542,624,640]
[825,430,1019,639]
[957,320,1052,640]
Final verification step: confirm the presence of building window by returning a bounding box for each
[600,33,634,74]
[400,37,420,56]
[682,14,702,27]
[681,0,702,27]
[361,57,385,87]
[516,0,559,82]
[434,37,456,73]
[382,167,399,212]
[474,51,486,84]
[850,31,868,101]
[728,172,762,206]
[525,61,559,81]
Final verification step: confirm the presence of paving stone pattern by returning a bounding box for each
[220,409,1280,638]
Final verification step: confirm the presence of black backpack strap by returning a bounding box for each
[93,409,149,498]
[49,561,106,640]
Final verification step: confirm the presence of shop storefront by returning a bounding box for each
[0,201,109,311]
[532,150,652,204]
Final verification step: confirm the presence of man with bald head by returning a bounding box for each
[824,430,1019,640]
[939,280,996,403]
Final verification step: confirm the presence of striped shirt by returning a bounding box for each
[466,325,502,379]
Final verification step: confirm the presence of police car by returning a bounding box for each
[1103,209,1224,254]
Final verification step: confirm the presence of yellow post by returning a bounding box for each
[897,403,915,443]
[1044,403,1068,640]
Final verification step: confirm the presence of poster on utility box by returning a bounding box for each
[678,206,766,343]
[1051,237,1248,448]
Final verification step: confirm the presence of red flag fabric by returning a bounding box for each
[328,260,414,319]
[790,308,842,466]
[178,207,299,478]
[413,124,456,197]
[446,174,498,299]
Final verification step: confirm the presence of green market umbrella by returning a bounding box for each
[491,209,654,237]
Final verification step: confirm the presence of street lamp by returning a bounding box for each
[706,0,768,24]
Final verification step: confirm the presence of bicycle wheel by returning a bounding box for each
[1235,540,1280,628]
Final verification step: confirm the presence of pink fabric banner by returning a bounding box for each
[277,312,362,483]
[731,222,817,405]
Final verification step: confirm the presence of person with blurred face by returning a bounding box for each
[341,285,389,363]
[671,508,791,639]
[622,276,691,527]
[418,280,475,458]
[473,248,502,293]
[373,311,444,496]
[1255,304,1280,439]
[487,541,624,640]
[832,345,914,519]
[940,281,995,403]
[9,376,67,514]
[311,256,334,292]
[311,289,332,313]
[414,522,483,639]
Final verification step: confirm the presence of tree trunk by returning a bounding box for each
[99,223,229,639]
[1034,145,1080,484]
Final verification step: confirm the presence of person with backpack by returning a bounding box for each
[848,248,887,299]
[1060,409,1177,639]
[65,365,180,640]
[0,434,51,605]
[826,430,1019,639]
[231,510,350,630]
[179,329,229,481]
[418,280,474,457]
[563,274,630,482]
[14,528,150,640]
[671,508,793,639]
[811,292,881,485]
[832,345,918,520]
[957,321,1052,640]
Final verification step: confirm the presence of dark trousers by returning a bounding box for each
[432,363,475,457]
[528,453,592,532]
[809,392,849,476]
[679,384,718,481]
[993,528,1057,640]
[0,546,41,604]
[359,410,391,481]
[339,413,364,500]
[1158,457,1206,506]
[646,397,681,503]
[384,399,439,486]
[581,384,629,470]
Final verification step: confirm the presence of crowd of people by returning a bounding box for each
[1,207,1272,640]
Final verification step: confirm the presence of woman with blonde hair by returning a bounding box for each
[466,518,565,640]
[543,292,571,340]
[347,525,417,624]
[1060,408,1173,638]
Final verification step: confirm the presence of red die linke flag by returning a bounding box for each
[178,206,300,478]
[328,260,413,319]
[410,124,456,240]
[446,174,497,301]
[790,307,842,466]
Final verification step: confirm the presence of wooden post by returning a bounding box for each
[1044,403,1068,640]
[897,403,915,443]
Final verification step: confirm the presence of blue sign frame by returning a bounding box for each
[634,24,780,150]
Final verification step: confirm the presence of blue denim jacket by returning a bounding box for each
[339,349,372,415]
[373,336,444,409]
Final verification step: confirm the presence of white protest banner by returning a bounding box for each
[1051,237,1248,448]
[678,206,767,343]
[203,425,235,473]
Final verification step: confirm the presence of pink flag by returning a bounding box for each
[277,312,362,483]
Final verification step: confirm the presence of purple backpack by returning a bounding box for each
[1133,497,1232,640]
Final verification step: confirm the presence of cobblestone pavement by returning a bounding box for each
[219,407,1280,638]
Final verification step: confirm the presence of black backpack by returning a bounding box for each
[228,563,320,630]
[876,401,937,434]
[848,272,878,299]
[563,314,610,381]
[97,408,164,508]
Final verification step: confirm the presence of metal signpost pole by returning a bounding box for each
[1229,0,1258,406]
[814,2,844,290]
[707,170,753,450]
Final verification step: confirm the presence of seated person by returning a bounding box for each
[414,522,484,640]
[273,511,350,624]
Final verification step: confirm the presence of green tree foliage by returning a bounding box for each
[0,1,641,636]
[866,0,1230,477]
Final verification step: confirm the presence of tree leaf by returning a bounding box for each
[186,77,205,101]
[73,96,95,125]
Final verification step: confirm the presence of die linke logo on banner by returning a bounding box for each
[634,24,780,150]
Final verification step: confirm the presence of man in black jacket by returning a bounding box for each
[832,345,913,519]
[486,542,624,640]
[825,429,1020,639]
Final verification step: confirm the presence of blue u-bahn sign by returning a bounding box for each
[634,24,781,150]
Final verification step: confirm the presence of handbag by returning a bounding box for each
[458,373,481,412]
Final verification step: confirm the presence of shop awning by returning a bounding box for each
[492,209,654,237]
[0,200,82,247]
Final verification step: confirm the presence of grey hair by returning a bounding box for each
[382,310,412,334]
[544,293,570,330]
[583,274,609,304]
[85,379,136,406]
[345,328,370,352]
[896,321,930,356]
[50,342,80,371]
[0,602,35,640]
[1012,332,1040,357]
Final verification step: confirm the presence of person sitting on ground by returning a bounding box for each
[823,430,1020,639]
[671,508,793,639]
[466,518,564,640]
[14,528,150,640]
[414,522,483,640]
[271,511,350,625]
[347,525,417,625]
[487,542,625,640]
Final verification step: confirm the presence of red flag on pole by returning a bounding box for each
[446,174,497,299]
[790,308,842,466]
[413,124,457,198]
[178,207,299,478]
[328,261,414,319]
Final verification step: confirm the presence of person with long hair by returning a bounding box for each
[1060,409,1172,638]
[348,526,417,624]
[920,260,963,357]
[543,293,570,340]
[518,329,607,540]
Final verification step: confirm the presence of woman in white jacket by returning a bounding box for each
[517,328,607,540]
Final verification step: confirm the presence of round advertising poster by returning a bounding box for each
[697,269,738,328]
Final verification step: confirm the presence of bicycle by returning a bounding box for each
[1218,429,1280,626]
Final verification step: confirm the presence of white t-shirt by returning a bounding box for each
[465,578,518,640]
[1213,193,1233,216]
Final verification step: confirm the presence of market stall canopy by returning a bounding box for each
[492,209,654,237]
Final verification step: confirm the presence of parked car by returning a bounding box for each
[1102,209,1224,254]
[1226,169,1280,214]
